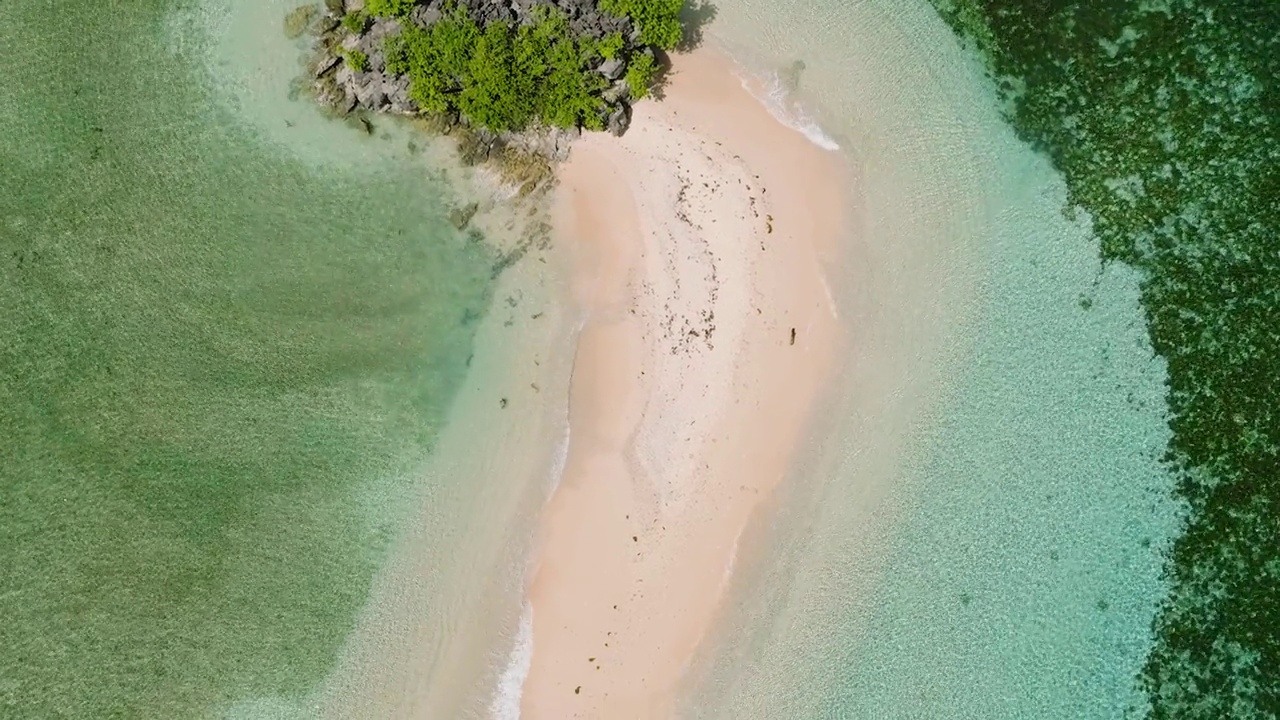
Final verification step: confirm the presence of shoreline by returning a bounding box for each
[519,47,850,717]
[314,178,578,718]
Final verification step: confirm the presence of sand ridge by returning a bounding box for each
[520,48,848,718]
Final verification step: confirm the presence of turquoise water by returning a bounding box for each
[0,0,495,716]
[3,0,1269,716]
[683,2,1182,717]
[810,168,1177,718]
[928,2,1280,715]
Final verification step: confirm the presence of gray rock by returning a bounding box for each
[335,63,353,88]
[350,71,385,107]
[315,15,340,35]
[602,79,629,104]
[448,202,480,230]
[367,17,402,40]
[386,74,412,102]
[552,126,579,161]
[325,0,344,13]
[598,57,625,81]
[357,77,388,109]
[511,0,541,24]
[314,53,341,77]
[412,4,443,26]
[607,103,631,137]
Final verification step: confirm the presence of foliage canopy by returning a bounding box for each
[364,0,416,18]
[342,48,370,72]
[624,51,656,99]
[384,5,622,132]
[599,0,684,50]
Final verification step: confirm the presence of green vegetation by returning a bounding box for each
[364,0,415,18]
[384,6,619,132]
[342,47,370,72]
[927,1,1279,717]
[599,31,625,60]
[624,50,656,99]
[600,0,684,50]
[340,11,366,34]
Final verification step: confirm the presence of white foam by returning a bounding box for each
[737,70,842,152]
[488,602,534,720]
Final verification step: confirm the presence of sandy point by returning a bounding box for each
[519,47,850,718]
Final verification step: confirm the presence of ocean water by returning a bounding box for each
[0,0,504,716]
[2,0,1251,717]
[682,1,1182,717]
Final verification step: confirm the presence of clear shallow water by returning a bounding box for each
[1,0,1202,717]
[0,0,495,716]
[684,1,1180,717]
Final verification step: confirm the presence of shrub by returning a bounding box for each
[383,5,614,131]
[459,22,535,131]
[343,48,370,72]
[598,32,625,60]
[599,0,684,50]
[624,51,656,99]
[364,0,416,17]
[340,12,366,34]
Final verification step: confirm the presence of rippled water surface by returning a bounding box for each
[4,0,1269,717]
[0,0,494,715]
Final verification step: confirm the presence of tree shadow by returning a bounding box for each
[647,1,718,101]
[678,0,718,53]
[651,50,672,100]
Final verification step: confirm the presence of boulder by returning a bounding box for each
[602,79,629,104]
[325,0,344,13]
[598,57,625,81]
[412,4,443,27]
[552,125,580,161]
[607,103,631,137]
[313,52,342,77]
[511,0,541,24]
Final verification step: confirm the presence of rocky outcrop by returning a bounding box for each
[300,0,652,172]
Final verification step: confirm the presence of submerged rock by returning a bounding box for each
[284,4,318,39]
[448,202,480,230]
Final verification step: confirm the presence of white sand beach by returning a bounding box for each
[520,48,849,718]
